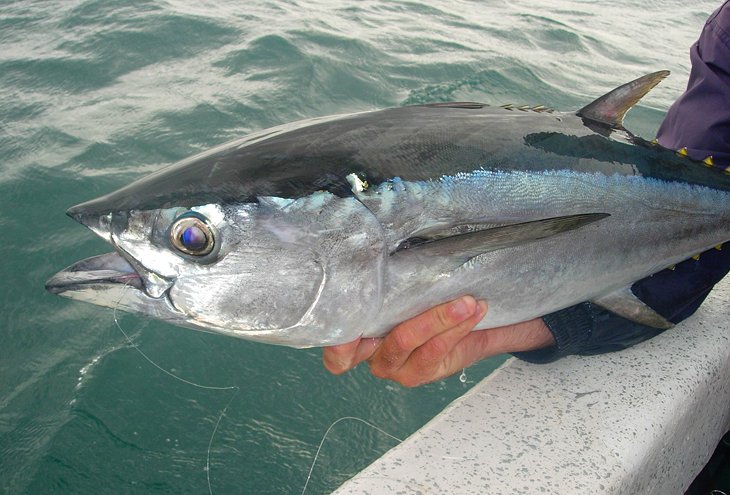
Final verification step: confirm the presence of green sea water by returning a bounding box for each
[0,1,719,493]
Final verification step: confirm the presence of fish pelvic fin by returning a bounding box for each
[591,287,674,329]
[392,213,609,264]
[576,70,670,129]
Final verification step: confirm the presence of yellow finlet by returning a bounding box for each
[692,253,701,261]
[676,147,688,157]
[703,156,714,167]
[716,244,723,251]
[650,138,658,146]
[725,166,730,175]
[667,264,676,271]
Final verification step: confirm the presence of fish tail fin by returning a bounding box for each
[576,70,670,129]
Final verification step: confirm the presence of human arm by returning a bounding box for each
[323,296,555,387]
[518,240,730,363]
[323,238,728,383]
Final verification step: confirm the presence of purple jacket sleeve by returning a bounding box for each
[516,1,730,364]
[657,0,730,168]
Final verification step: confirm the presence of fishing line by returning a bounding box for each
[301,416,403,495]
[205,387,239,495]
[113,284,238,495]
[113,312,236,391]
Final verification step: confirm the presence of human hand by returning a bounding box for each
[322,296,555,387]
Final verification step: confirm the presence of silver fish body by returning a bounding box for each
[47,72,730,347]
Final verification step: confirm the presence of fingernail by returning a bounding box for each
[450,296,476,319]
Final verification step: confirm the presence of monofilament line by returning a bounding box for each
[113,286,235,391]
[205,387,239,495]
[301,416,403,495]
[113,284,238,495]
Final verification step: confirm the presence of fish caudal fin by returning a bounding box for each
[577,70,670,129]
[592,286,674,329]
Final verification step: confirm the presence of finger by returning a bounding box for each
[394,300,488,386]
[369,296,480,380]
[322,338,362,375]
[454,317,554,359]
[323,337,384,374]
[422,318,555,384]
[351,338,382,368]
[434,328,502,381]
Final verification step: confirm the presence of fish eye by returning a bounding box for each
[169,213,215,256]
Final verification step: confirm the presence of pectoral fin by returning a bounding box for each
[592,287,674,329]
[392,213,609,264]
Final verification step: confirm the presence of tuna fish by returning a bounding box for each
[46,71,730,347]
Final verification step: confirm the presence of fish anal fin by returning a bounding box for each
[393,213,609,263]
[576,70,670,128]
[592,287,674,329]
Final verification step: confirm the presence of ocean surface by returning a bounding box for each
[0,0,719,493]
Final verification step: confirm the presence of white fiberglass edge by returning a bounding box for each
[333,277,730,494]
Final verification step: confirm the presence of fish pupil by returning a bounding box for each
[181,225,207,251]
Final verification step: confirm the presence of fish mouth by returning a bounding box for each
[46,206,146,298]
[45,248,185,323]
[45,249,188,326]
[45,252,143,295]
[46,206,180,321]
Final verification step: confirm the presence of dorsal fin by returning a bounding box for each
[576,71,670,129]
